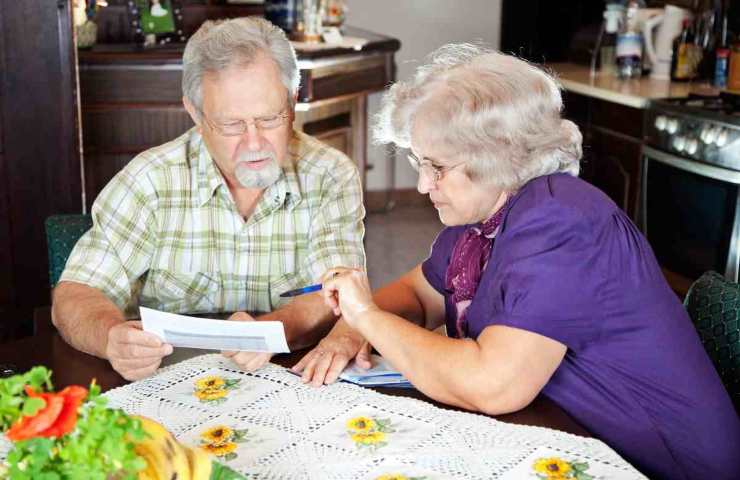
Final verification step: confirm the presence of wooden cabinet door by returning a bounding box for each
[0,0,81,336]
[583,127,643,220]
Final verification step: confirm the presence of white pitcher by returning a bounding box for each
[643,5,690,79]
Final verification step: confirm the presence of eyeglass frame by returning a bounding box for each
[406,151,467,183]
[197,101,292,137]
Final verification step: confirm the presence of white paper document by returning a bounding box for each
[140,307,290,353]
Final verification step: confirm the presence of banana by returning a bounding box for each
[184,445,213,480]
[131,415,191,480]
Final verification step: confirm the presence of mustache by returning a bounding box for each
[236,150,275,163]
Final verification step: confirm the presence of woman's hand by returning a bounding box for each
[321,267,379,328]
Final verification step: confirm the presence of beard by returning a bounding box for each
[233,150,282,189]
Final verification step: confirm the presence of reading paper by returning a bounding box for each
[140,307,290,353]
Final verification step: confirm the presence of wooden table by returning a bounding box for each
[1,310,590,438]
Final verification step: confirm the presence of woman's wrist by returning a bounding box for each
[350,304,381,333]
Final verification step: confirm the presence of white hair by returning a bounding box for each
[375,43,582,190]
[182,17,300,112]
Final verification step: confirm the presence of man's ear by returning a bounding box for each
[288,93,299,124]
[183,96,203,132]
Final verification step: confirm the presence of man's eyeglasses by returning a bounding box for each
[406,151,466,183]
[200,107,290,137]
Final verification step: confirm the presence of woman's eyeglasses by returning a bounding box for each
[407,151,466,183]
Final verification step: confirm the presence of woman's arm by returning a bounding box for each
[323,269,567,414]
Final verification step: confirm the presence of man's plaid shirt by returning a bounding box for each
[61,128,366,317]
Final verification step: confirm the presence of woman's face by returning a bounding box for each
[410,116,508,226]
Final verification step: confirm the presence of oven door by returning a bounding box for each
[641,146,740,286]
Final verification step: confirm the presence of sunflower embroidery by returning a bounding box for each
[198,424,252,462]
[532,456,593,480]
[192,375,240,404]
[345,416,395,450]
[195,376,226,390]
[346,416,376,433]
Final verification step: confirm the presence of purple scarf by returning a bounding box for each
[444,197,512,338]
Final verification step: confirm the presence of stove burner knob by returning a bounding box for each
[705,127,719,144]
[685,138,699,155]
[716,130,729,147]
[666,119,679,134]
[673,135,686,152]
[654,115,667,131]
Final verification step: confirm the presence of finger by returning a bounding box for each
[230,352,271,372]
[116,359,162,381]
[310,351,335,387]
[300,351,323,383]
[229,311,256,322]
[291,350,312,373]
[355,343,373,370]
[321,267,352,283]
[113,342,173,359]
[111,325,166,348]
[221,350,237,358]
[244,353,272,372]
[111,355,164,369]
[323,354,350,384]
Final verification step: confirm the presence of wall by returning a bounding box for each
[345,0,503,191]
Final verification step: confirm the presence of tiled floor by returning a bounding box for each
[364,204,443,289]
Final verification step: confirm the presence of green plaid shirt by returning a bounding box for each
[61,128,365,317]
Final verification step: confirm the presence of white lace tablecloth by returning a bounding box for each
[3,354,646,479]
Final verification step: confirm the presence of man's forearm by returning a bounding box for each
[51,281,126,358]
[372,278,427,327]
[257,292,336,350]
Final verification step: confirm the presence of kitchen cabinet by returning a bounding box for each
[563,91,645,221]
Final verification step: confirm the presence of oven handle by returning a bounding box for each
[642,146,740,185]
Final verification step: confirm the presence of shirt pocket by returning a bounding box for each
[268,270,305,311]
[146,269,220,314]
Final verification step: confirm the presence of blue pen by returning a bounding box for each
[279,283,323,297]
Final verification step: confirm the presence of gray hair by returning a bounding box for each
[182,17,300,112]
[375,43,582,191]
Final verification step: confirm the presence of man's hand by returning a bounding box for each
[222,312,273,372]
[105,321,173,381]
[291,328,372,387]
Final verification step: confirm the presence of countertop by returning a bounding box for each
[77,26,400,65]
[546,62,711,109]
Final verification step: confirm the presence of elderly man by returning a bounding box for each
[52,17,365,380]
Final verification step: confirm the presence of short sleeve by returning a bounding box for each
[484,200,604,352]
[302,153,366,284]
[421,226,466,294]
[60,159,158,311]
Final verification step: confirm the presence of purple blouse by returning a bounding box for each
[422,174,740,479]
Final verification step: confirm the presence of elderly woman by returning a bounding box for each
[292,45,740,479]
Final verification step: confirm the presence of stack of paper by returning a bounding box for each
[339,354,413,388]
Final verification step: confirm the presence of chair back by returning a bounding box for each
[684,271,740,410]
[44,214,93,287]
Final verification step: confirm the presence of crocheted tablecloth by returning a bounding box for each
[5,354,647,479]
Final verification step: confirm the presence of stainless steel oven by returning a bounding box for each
[640,93,740,289]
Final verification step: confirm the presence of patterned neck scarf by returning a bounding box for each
[444,195,512,338]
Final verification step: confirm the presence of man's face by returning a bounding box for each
[186,53,295,190]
